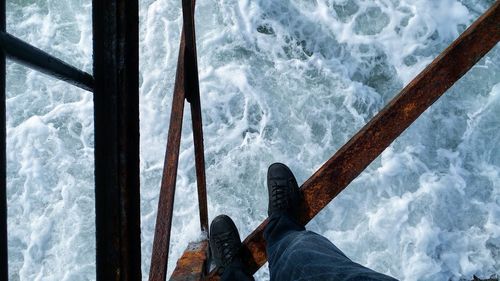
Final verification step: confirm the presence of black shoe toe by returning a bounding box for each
[267,163,301,217]
[209,215,242,268]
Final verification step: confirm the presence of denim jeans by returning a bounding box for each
[221,213,398,281]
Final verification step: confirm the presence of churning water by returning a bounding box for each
[5,0,499,280]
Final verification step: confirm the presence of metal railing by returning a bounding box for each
[0,1,142,280]
[150,1,499,280]
[0,0,498,281]
[148,0,209,280]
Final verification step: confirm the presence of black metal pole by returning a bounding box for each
[0,0,6,280]
[92,0,141,280]
[0,32,93,92]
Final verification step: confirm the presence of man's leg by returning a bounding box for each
[265,163,397,281]
[264,212,397,281]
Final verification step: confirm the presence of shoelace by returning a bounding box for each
[215,232,236,265]
[271,180,288,210]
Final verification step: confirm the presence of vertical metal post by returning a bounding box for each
[182,0,208,232]
[92,0,141,280]
[0,0,6,280]
[190,97,208,232]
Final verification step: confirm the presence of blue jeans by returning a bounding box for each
[222,213,398,281]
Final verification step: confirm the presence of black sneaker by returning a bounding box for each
[267,163,301,217]
[209,214,242,269]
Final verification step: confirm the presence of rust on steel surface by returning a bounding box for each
[150,0,209,279]
[182,0,209,231]
[208,1,500,279]
[190,91,209,232]
[169,240,208,281]
[149,29,188,281]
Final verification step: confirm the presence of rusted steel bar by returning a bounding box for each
[182,0,209,231]
[190,97,209,232]
[93,0,141,280]
[169,240,208,281]
[150,0,209,279]
[0,32,93,92]
[149,29,188,281]
[208,1,500,279]
[0,1,6,280]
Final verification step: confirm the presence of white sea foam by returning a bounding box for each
[6,0,499,280]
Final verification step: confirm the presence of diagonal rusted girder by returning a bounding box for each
[208,1,500,279]
[148,29,188,281]
[149,0,208,279]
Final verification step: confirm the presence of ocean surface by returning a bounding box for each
[5,0,499,280]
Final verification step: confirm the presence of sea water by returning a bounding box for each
[5,0,499,280]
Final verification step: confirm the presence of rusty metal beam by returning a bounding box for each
[149,30,187,281]
[149,0,208,279]
[190,94,209,232]
[182,0,209,232]
[191,92,208,233]
[208,1,500,279]
[169,240,208,281]
[93,0,141,280]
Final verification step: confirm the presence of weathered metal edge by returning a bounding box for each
[170,240,209,281]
